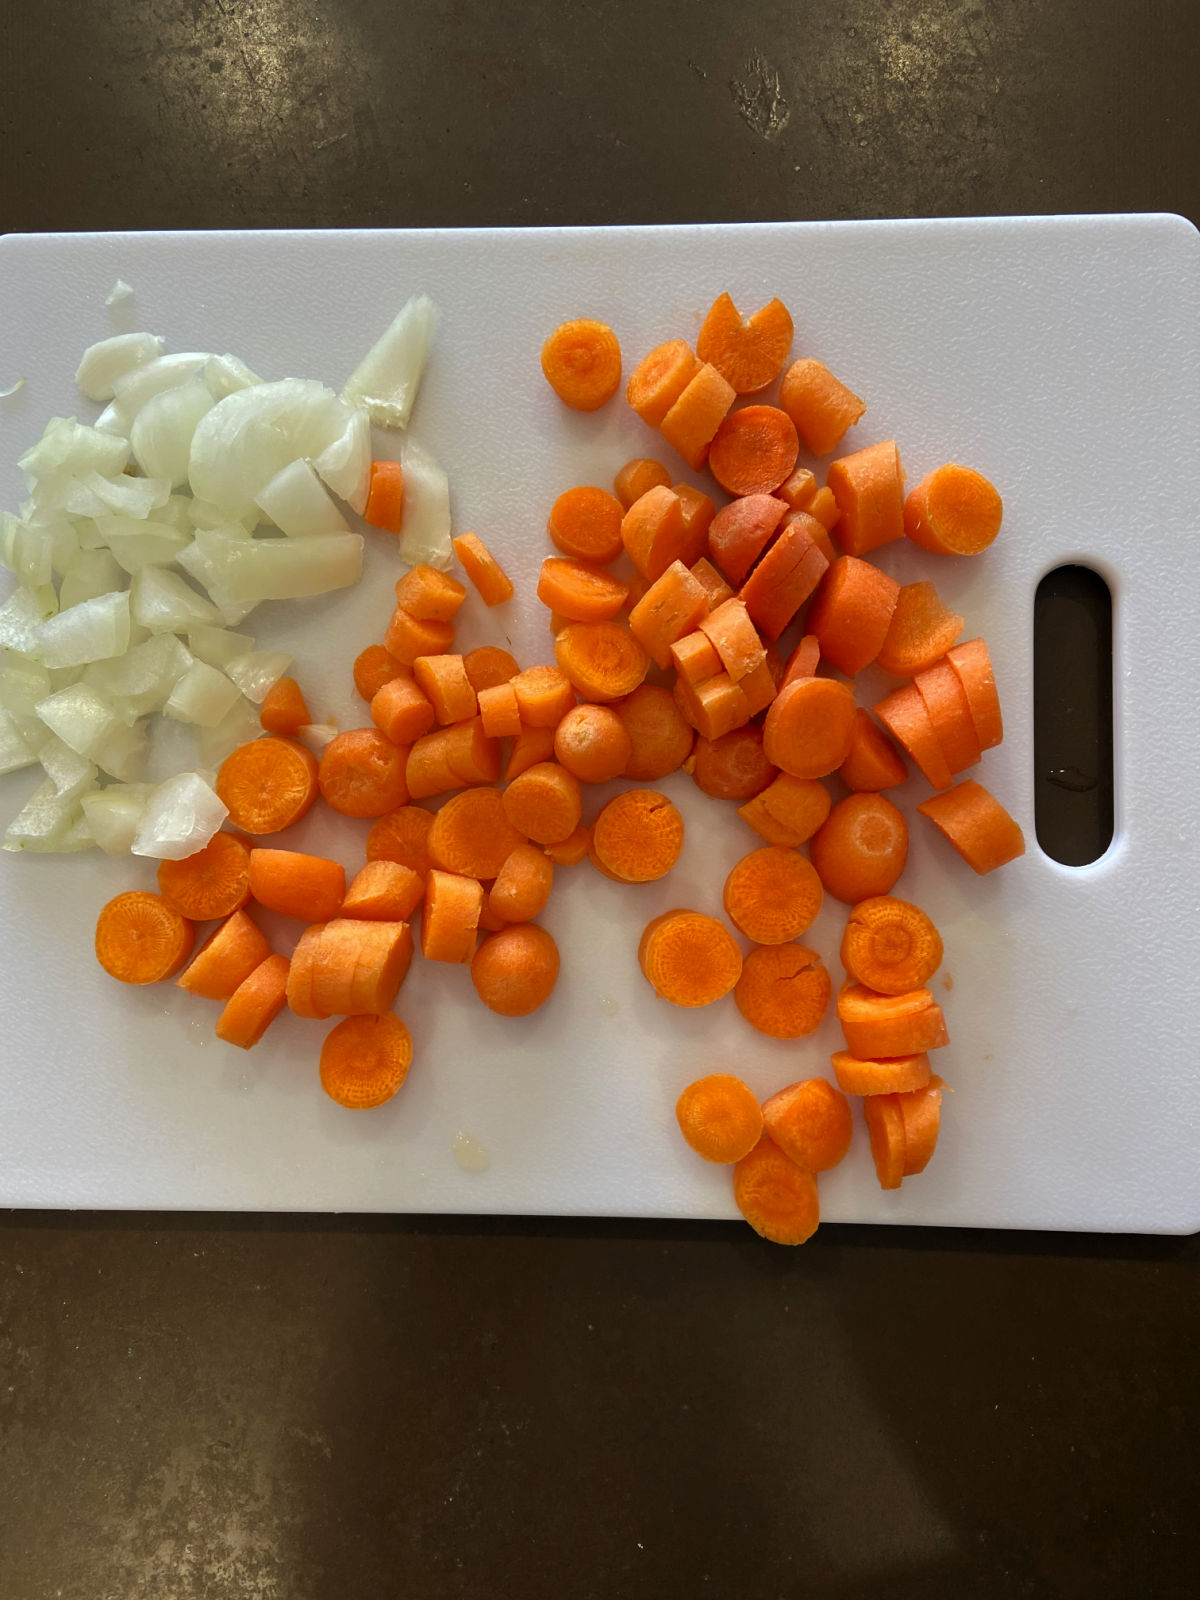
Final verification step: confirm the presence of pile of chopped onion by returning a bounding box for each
[0,293,447,856]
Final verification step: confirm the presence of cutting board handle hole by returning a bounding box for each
[1033,565,1114,866]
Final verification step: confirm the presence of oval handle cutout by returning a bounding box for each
[1033,565,1114,865]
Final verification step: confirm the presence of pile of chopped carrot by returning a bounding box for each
[93,290,1023,1199]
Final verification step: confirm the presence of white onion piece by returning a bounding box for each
[158,494,194,533]
[175,527,256,623]
[94,718,150,781]
[39,736,98,800]
[214,532,364,603]
[313,406,371,513]
[81,783,150,855]
[45,517,81,577]
[255,457,349,537]
[130,378,215,488]
[163,661,241,727]
[98,520,189,574]
[225,650,291,704]
[0,656,53,724]
[84,633,192,717]
[0,585,58,651]
[19,417,130,484]
[295,723,338,751]
[58,469,170,521]
[112,352,211,426]
[59,549,123,610]
[93,401,127,437]
[0,513,54,588]
[195,697,262,767]
[396,435,453,570]
[186,624,254,669]
[342,294,438,429]
[130,566,221,633]
[37,591,131,668]
[131,771,228,860]
[187,497,255,532]
[106,280,134,309]
[2,779,84,853]
[75,332,164,402]
[35,683,126,762]
[204,353,261,399]
[0,708,43,774]
[188,378,353,523]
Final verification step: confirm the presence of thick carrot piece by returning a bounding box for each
[660,362,736,470]
[554,704,632,784]
[762,677,856,779]
[555,621,650,703]
[471,924,560,1015]
[873,684,953,791]
[724,847,823,943]
[354,645,406,701]
[625,339,700,427]
[285,924,329,1019]
[463,645,520,694]
[502,761,581,846]
[738,657,776,717]
[505,722,557,781]
[591,789,684,883]
[511,664,576,728]
[689,555,734,612]
[157,831,252,921]
[371,674,437,746]
[638,910,742,1007]
[614,458,672,511]
[215,954,290,1049]
[394,564,467,623]
[673,486,718,565]
[628,560,709,669]
[864,1094,906,1190]
[914,659,981,775]
[781,633,821,687]
[421,870,483,963]
[319,729,410,818]
[537,557,629,623]
[804,487,841,537]
[917,780,1026,874]
[541,318,621,411]
[690,724,776,801]
[412,654,478,726]
[260,676,311,738]
[454,531,514,606]
[307,920,413,1016]
[621,485,688,582]
[615,684,694,781]
[675,1075,763,1164]
[737,794,806,847]
[735,945,831,1039]
[946,639,1003,751]
[826,439,905,557]
[216,737,319,835]
[367,805,434,874]
[838,983,949,1059]
[670,628,723,685]
[777,466,817,512]
[488,843,554,923]
[95,891,194,986]
[544,823,591,866]
[806,555,900,676]
[779,358,866,456]
[477,681,522,739]
[696,293,794,395]
[707,493,787,587]
[362,460,405,533]
[839,707,908,792]
[758,773,832,841]
[698,598,765,684]
[832,1050,933,1097]
[740,516,829,641]
[876,580,964,677]
[707,405,799,497]
[810,793,908,903]
[177,909,270,1000]
[898,1077,945,1175]
[320,1014,413,1110]
[674,671,752,742]
[342,860,425,921]
[841,895,943,995]
[248,849,346,921]
[734,1137,820,1245]
[762,1078,853,1173]
[384,606,454,666]
[429,787,527,878]
[905,464,1002,556]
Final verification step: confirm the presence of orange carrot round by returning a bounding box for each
[780,633,821,687]
[723,847,823,944]
[838,983,949,1059]
[462,645,520,694]
[734,944,831,1039]
[736,794,806,848]
[591,789,684,883]
[248,848,346,921]
[761,1078,853,1173]
[696,293,794,395]
[371,674,437,746]
[638,910,742,1007]
[876,580,964,677]
[628,559,709,669]
[502,760,581,846]
[216,737,319,835]
[259,676,311,737]
[537,557,629,623]
[826,439,905,557]
[839,709,907,792]
[739,516,829,642]
[553,703,632,784]
[157,831,252,921]
[366,805,434,875]
[659,362,736,470]
[917,780,1025,874]
[615,684,694,781]
[548,485,626,563]
[477,681,522,740]
[675,1074,763,1164]
[945,639,1003,750]
[733,1136,820,1245]
[353,644,407,701]
[453,531,514,607]
[362,460,405,533]
[487,843,554,924]
[176,909,270,1000]
[318,729,410,819]
[898,1076,945,1175]
[541,318,621,411]
[806,555,900,676]
[428,787,527,879]
[810,793,908,903]
[779,358,866,455]
[831,1050,933,1097]
[505,723,557,780]
[412,653,477,726]
[688,552,731,610]
[841,896,943,995]
[873,684,953,791]
[511,664,577,728]
[215,954,290,1050]
[384,606,454,666]
[757,774,832,842]
[341,860,425,922]
[904,464,1002,556]
[706,493,788,586]
[762,677,856,779]
[614,458,672,510]
[543,823,591,866]
[707,405,799,497]
[690,724,776,802]
[864,1093,906,1190]
[421,870,483,964]
[470,924,560,1016]
[625,339,700,427]
[914,659,981,775]
[555,620,650,703]
[394,564,467,623]
[320,1013,413,1109]
[620,484,690,581]
[95,891,195,986]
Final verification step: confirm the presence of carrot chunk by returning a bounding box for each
[733,1136,820,1245]
[696,293,794,394]
[917,780,1025,874]
[675,1075,763,1164]
[734,945,831,1039]
[779,358,866,455]
[541,318,621,411]
[761,1078,853,1172]
[95,891,195,986]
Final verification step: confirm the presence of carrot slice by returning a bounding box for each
[319,729,410,818]
[470,924,560,1015]
[945,639,1003,750]
[505,722,558,780]
[216,737,319,836]
[353,645,407,701]
[733,1136,820,1245]
[873,684,954,791]
[553,704,632,784]
[320,1014,413,1109]
[157,831,252,921]
[638,910,742,1007]
[454,531,514,606]
[672,485,718,564]
[697,598,765,684]
[176,909,270,1000]
[762,677,856,779]
[541,318,621,411]
[761,1078,853,1172]
[366,805,434,874]
[285,923,329,1019]
[803,487,841,536]
[917,780,1025,874]
[914,659,981,775]
[864,1094,906,1190]
[615,684,694,781]
[443,718,503,786]
[477,681,522,739]
[304,920,413,1017]
[511,664,576,728]
[689,555,734,612]
[707,493,787,587]
[876,580,964,677]
[734,944,831,1039]
[780,633,821,688]
[675,1075,763,1164]
[362,460,405,533]
[383,606,455,665]
[806,555,900,676]
[620,484,688,582]
[736,794,806,847]
[215,954,290,1049]
[248,848,346,921]
[724,847,822,943]
[487,843,554,924]
[628,560,709,669]
[412,654,478,725]
[537,557,629,624]
[839,708,907,792]
[670,628,723,685]
[342,860,425,921]
[897,1076,946,1175]
[696,293,794,395]
[838,983,949,1059]
[394,564,467,622]
[904,464,1002,556]
[591,789,684,883]
[95,890,194,986]
[660,363,736,470]
[555,621,650,703]
[810,793,908,903]
[259,676,311,737]
[502,760,581,845]
[428,787,527,878]
[462,645,520,694]
[707,405,799,497]
[739,516,829,641]
[831,1050,933,1097]
[625,339,700,427]
[690,724,776,801]
[841,895,943,994]
[371,674,437,746]
[826,439,905,557]
[673,671,752,742]
[614,458,672,511]
[421,870,483,963]
[543,823,591,866]
[777,466,817,511]
[758,773,832,841]
[779,358,866,456]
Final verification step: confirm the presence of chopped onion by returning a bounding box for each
[213,532,364,604]
[35,683,128,765]
[225,649,291,703]
[194,697,262,767]
[37,591,131,668]
[341,294,438,429]
[131,770,228,860]
[295,722,338,751]
[204,353,261,399]
[175,527,257,623]
[112,352,211,427]
[84,633,192,717]
[0,512,54,588]
[157,494,194,533]
[130,565,220,633]
[255,457,349,537]
[75,332,164,403]
[186,624,255,670]
[93,401,126,436]
[396,434,453,570]
[59,549,123,610]
[0,708,43,774]
[81,783,150,855]
[130,378,215,488]
[0,656,53,726]
[313,406,371,513]
[19,416,130,485]
[95,718,150,782]
[106,280,134,310]
[2,779,85,853]
[0,585,58,651]
[163,661,242,727]
[39,736,98,800]
[97,518,189,574]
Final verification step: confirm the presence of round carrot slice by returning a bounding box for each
[591,789,684,883]
[733,1136,820,1245]
[638,910,742,1007]
[427,788,526,879]
[840,896,943,995]
[864,1093,906,1190]
[831,1051,933,1096]
[707,405,799,497]
[319,1014,413,1110]
[555,620,650,703]
[318,729,410,819]
[675,1074,763,1164]
[723,847,823,944]
[761,1078,853,1173]
[762,677,856,780]
[734,945,831,1039]
[157,831,252,921]
[541,319,621,411]
[548,485,626,563]
[95,891,194,986]
[470,924,560,1016]
[215,737,319,835]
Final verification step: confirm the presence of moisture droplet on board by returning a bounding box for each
[453,1132,490,1173]
[598,996,620,1017]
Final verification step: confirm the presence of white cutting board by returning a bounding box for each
[1,218,1198,1231]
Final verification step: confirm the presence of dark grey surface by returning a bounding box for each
[2,2,1199,1597]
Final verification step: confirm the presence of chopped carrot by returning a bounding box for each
[672,485,718,562]
[477,903,507,934]
[841,895,943,994]
[443,717,503,786]
[248,848,346,921]
[394,564,467,623]
[342,860,425,921]
[917,780,1026,874]
[690,724,776,801]
[707,405,799,497]
[384,606,455,665]
[706,493,787,587]
[614,684,694,781]
[541,318,621,411]
[739,515,829,641]
[689,555,734,611]
[259,676,311,737]
[319,1013,413,1110]
[366,805,434,874]
[157,831,252,921]
[428,787,527,879]
[176,908,270,1000]
[779,358,866,455]
[628,560,709,668]
[215,953,289,1049]
[762,677,857,779]
[873,684,953,790]
[804,486,841,535]
[301,920,412,1016]
[638,910,742,1007]
[591,789,684,883]
[675,1075,763,1164]
[946,638,1003,750]
[362,460,405,533]
[673,671,752,742]
[838,982,949,1058]
[510,664,576,728]
[696,293,794,394]
[826,439,905,557]
[904,464,1002,556]
[411,653,478,726]
[620,484,689,581]
[660,362,736,470]
[733,1136,820,1245]
[697,598,765,684]
[781,633,821,687]
[876,580,964,677]
[504,722,558,780]
[502,760,582,846]
[614,458,672,510]
[462,645,520,694]
[724,847,823,943]
[318,729,410,818]
[831,1050,933,1097]
[488,843,554,923]
[555,620,650,703]
[758,773,832,841]
[537,557,629,623]
[670,628,723,685]
[623,575,652,613]
[810,792,908,903]
[547,487,625,567]
[370,674,437,746]
[915,659,981,775]
[864,1093,906,1190]
[353,644,407,701]
[453,531,514,606]
[471,924,560,1015]
[761,1078,853,1173]
[477,681,522,739]
[736,657,776,717]
[553,704,633,784]
[839,708,907,792]
[625,339,700,427]
[216,737,319,835]
[285,923,328,1019]
[806,555,900,676]
[776,465,817,511]
[897,1076,945,1175]
[544,823,591,866]
[95,890,195,986]
[421,869,483,963]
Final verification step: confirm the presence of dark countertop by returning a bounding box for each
[2,3,1198,1597]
